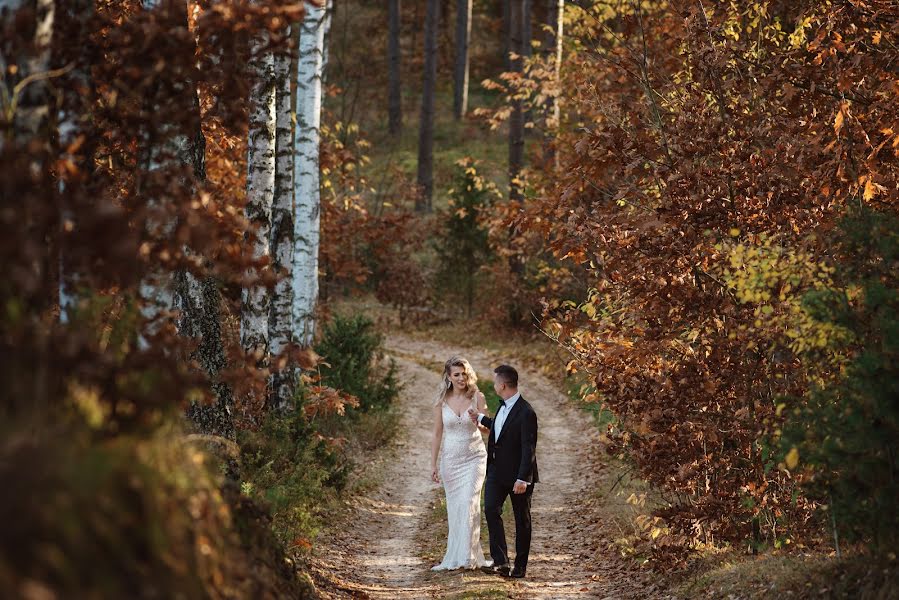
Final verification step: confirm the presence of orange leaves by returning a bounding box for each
[861,175,884,201]
[290,537,312,551]
[302,386,359,419]
[515,0,899,552]
[833,104,846,136]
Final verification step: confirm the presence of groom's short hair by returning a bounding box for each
[493,365,518,388]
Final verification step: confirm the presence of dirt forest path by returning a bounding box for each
[309,333,672,599]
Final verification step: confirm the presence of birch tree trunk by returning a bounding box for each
[416,0,439,211]
[387,0,402,135]
[241,32,276,362]
[453,0,471,120]
[508,0,524,203]
[137,0,199,348]
[542,0,562,168]
[269,27,295,407]
[292,3,326,347]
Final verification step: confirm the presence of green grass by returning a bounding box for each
[477,379,503,415]
[562,371,617,428]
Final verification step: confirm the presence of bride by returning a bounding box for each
[430,356,490,571]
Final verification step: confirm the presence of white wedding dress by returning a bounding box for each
[432,399,489,570]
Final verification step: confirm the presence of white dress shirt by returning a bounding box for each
[493,391,520,438]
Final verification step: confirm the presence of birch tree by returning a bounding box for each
[138,0,205,348]
[542,0,563,167]
[508,0,524,203]
[387,0,402,135]
[416,0,440,211]
[292,2,326,347]
[453,0,471,120]
[241,31,276,362]
[131,0,237,434]
[269,24,295,406]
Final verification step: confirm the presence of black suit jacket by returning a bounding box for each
[481,396,539,487]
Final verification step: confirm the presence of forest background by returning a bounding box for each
[1,0,897,598]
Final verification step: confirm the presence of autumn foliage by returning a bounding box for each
[501,0,899,553]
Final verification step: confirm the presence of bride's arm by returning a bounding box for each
[430,404,443,483]
[475,392,490,431]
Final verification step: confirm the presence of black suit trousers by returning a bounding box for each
[483,471,533,572]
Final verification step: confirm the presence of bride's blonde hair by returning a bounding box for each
[434,356,478,407]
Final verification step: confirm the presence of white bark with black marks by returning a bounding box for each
[292,3,326,347]
[137,0,197,348]
[270,28,294,405]
[542,0,563,167]
[241,31,276,360]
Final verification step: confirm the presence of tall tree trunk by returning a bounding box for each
[175,0,236,438]
[241,32,276,363]
[502,0,511,71]
[542,0,562,168]
[177,274,236,440]
[387,0,402,135]
[270,26,295,408]
[523,0,532,58]
[453,0,471,119]
[137,0,200,348]
[292,3,326,347]
[321,0,333,79]
[507,0,526,324]
[508,0,524,203]
[522,0,533,130]
[416,0,439,211]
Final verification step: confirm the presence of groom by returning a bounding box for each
[469,365,538,579]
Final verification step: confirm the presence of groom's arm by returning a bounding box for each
[478,414,493,428]
[516,409,538,483]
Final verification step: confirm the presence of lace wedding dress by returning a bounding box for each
[432,399,489,571]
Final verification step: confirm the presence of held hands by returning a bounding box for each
[467,407,479,424]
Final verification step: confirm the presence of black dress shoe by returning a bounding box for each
[508,567,526,578]
[480,564,510,576]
